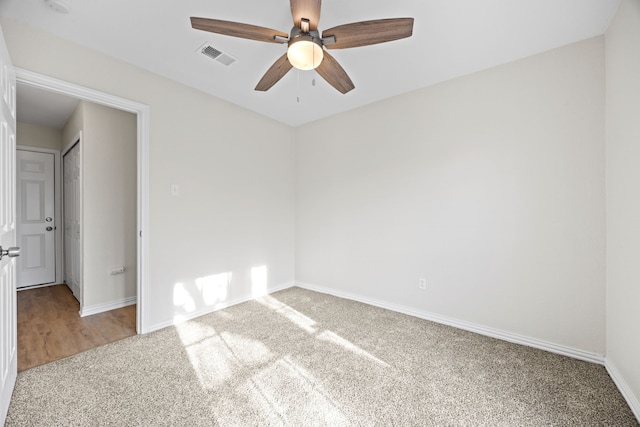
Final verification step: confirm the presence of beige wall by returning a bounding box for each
[61,101,83,149]
[605,0,640,418]
[0,16,296,330]
[16,121,62,150]
[80,101,137,308]
[296,37,606,355]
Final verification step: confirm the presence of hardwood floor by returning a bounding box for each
[17,284,136,371]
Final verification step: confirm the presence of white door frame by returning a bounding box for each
[15,68,150,334]
[16,145,63,287]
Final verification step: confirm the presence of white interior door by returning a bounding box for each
[16,150,55,288]
[63,141,81,301]
[0,24,18,425]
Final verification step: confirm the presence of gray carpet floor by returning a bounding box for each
[6,287,638,426]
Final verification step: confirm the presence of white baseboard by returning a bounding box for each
[605,359,640,422]
[295,281,605,365]
[146,281,296,333]
[80,296,137,317]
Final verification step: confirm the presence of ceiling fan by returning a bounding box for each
[190,0,414,94]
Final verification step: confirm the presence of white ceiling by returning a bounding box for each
[16,84,79,129]
[1,0,620,127]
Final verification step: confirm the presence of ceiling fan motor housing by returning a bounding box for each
[287,26,324,70]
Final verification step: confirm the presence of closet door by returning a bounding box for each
[63,141,82,302]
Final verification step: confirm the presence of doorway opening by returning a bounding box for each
[15,68,150,339]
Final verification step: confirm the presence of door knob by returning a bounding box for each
[0,246,20,260]
[46,226,53,231]
[46,217,53,222]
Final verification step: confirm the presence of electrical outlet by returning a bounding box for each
[109,266,125,275]
[418,278,427,290]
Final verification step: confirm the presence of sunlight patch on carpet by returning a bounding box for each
[239,356,348,426]
[259,294,388,368]
[176,320,274,390]
[257,295,317,333]
[317,330,390,368]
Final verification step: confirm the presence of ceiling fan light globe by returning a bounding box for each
[287,37,323,70]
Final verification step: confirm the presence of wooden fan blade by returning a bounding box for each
[322,18,414,49]
[290,0,322,31]
[315,51,354,94]
[191,17,288,44]
[255,53,293,91]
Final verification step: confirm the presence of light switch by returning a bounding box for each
[171,184,179,196]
